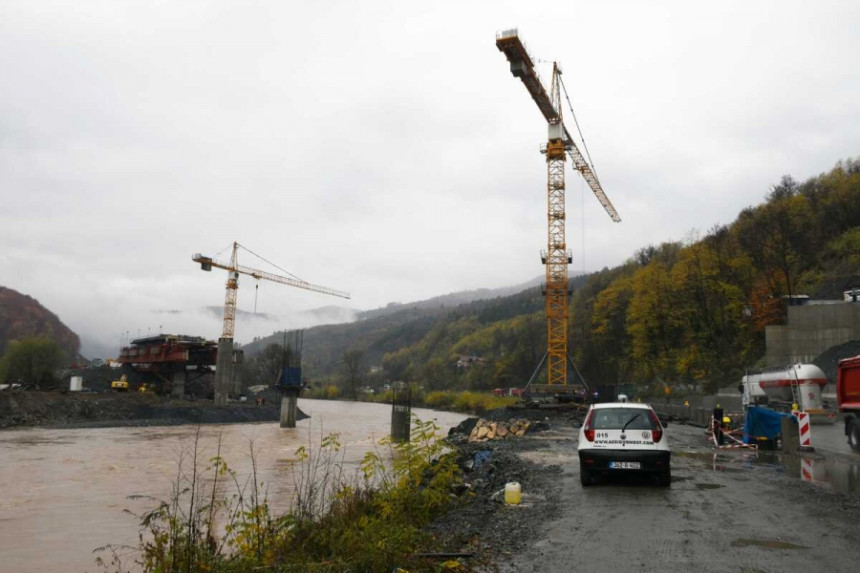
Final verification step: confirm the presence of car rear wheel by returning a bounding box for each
[849,419,860,452]
[658,468,671,487]
[580,467,594,486]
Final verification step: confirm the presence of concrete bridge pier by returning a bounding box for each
[171,369,186,398]
[280,388,301,428]
[214,337,233,407]
[391,383,412,443]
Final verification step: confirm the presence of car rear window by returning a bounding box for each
[591,408,654,430]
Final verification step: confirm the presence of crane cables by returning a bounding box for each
[557,74,598,176]
[236,243,307,284]
[213,242,235,258]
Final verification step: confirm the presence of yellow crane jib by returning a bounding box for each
[495,29,621,223]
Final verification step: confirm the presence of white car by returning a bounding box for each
[577,402,670,487]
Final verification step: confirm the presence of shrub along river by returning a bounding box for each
[0,398,467,573]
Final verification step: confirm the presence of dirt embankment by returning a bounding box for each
[0,391,306,430]
[426,406,584,568]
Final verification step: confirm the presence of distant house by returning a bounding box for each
[456,355,484,369]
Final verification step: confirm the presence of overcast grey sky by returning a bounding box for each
[2,0,859,352]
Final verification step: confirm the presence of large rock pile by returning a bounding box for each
[468,418,531,442]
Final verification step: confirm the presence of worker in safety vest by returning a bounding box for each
[713,403,724,445]
[792,402,799,412]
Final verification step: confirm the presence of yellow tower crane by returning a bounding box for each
[193,242,350,405]
[496,29,620,395]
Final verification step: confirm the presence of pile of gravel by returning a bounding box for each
[814,339,860,382]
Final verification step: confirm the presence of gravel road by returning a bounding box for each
[475,420,860,573]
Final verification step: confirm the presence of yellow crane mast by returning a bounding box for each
[193,242,350,405]
[496,29,620,392]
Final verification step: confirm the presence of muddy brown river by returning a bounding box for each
[0,399,466,573]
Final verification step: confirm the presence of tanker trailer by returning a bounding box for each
[740,363,829,415]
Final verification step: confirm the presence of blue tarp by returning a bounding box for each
[278,367,302,387]
[743,406,793,444]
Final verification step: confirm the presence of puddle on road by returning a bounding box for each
[694,483,724,490]
[731,538,806,550]
[675,448,860,497]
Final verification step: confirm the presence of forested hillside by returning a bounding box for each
[0,287,80,358]
[247,159,860,394]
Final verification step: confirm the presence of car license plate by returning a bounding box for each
[609,461,641,470]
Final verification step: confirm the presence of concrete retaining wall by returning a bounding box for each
[766,302,860,367]
[652,399,745,428]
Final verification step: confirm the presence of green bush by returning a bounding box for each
[424,390,454,410]
[450,391,516,414]
[371,389,394,403]
[0,337,64,387]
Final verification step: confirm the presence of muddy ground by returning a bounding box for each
[436,407,860,573]
[0,390,305,430]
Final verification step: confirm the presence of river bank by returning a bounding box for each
[0,390,602,570]
[0,391,615,570]
[0,388,516,431]
[421,406,582,570]
[0,390,303,430]
[0,389,581,570]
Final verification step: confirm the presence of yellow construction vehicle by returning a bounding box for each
[110,374,130,392]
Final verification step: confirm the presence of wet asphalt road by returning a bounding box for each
[811,419,858,457]
[498,422,860,573]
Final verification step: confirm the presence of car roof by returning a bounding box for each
[589,402,652,410]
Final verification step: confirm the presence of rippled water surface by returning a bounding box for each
[0,399,466,573]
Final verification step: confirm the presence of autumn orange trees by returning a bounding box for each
[570,158,860,393]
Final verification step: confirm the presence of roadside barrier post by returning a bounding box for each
[795,411,814,452]
[780,415,800,455]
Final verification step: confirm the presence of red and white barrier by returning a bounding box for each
[707,416,757,449]
[800,457,814,482]
[795,411,813,450]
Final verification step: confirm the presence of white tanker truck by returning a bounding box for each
[740,363,829,414]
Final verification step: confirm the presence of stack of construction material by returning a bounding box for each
[468,418,531,442]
